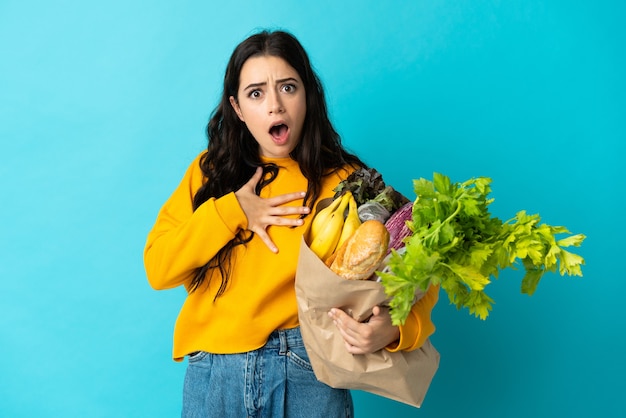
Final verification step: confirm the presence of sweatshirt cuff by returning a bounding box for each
[386,285,439,352]
[213,191,248,233]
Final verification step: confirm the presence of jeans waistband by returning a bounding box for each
[264,327,303,354]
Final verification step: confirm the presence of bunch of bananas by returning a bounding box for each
[307,191,362,262]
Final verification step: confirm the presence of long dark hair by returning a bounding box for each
[190,30,366,294]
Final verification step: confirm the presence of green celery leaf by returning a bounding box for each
[413,178,435,199]
[440,222,456,246]
[466,290,494,320]
[544,244,561,269]
[433,172,452,195]
[460,196,481,216]
[448,263,491,291]
[469,246,494,269]
[558,248,585,276]
[521,258,545,295]
[557,234,586,248]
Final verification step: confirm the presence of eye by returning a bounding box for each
[281,84,296,93]
[248,89,262,99]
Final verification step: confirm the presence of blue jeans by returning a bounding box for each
[182,327,353,418]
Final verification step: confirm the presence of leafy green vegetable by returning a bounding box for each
[376,173,586,325]
[334,168,410,213]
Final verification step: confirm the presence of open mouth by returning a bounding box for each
[269,123,289,143]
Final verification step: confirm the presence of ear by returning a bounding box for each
[229,96,244,121]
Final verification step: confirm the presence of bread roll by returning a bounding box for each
[330,220,390,280]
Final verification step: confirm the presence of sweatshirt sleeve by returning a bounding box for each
[143,154,248,290]
[386,284,439,352]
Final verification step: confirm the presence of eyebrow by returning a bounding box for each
[242,77,300,92]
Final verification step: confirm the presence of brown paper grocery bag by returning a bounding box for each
[295,237,440,408]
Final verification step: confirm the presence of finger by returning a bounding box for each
[329,309,362,339]
[267,203,311,218]
[253,209,305,228]
[344,342,366,355]
[337,323,362,348]
[255,229,278,254]
[267,216,306,228]
[372,306,394,327]
[331,314,361,348]
[266,191,308,207]
[328,308,350,326]
[329,311,377,353]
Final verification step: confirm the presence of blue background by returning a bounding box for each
[1,1,624,417]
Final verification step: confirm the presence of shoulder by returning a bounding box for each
[329,163,361,181]
[190,150,210,173]
[191,150,208,168]
[319,163,360,192]
[177,151,208,193]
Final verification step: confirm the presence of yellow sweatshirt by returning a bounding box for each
[144,152,438,361]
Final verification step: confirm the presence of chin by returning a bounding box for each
[270,144,298,158]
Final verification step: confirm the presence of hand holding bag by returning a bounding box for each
[295,237,440,408]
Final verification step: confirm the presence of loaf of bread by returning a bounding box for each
[329,220,390,280]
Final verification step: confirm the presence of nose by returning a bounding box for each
[268,90,284,114]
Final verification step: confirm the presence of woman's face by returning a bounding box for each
[230,55,307,159]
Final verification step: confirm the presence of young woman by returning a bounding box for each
[144,30,439,418]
